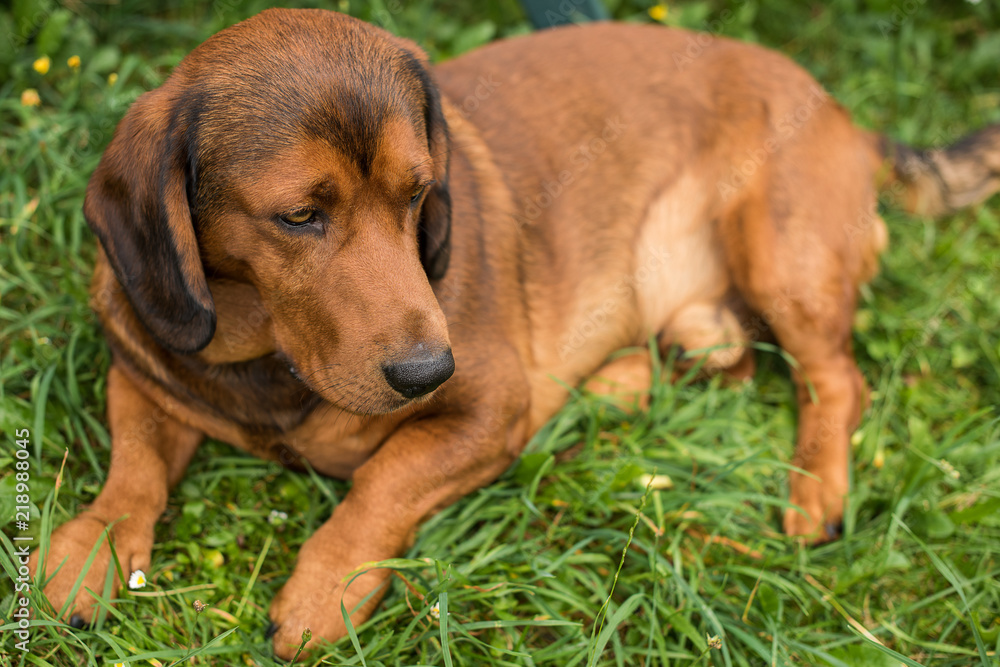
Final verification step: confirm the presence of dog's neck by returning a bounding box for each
[197,279,277,365]
[93,259,321,435]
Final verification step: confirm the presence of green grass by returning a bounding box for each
[2,0,999,665]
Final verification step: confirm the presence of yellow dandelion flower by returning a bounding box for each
[33,56,50,75]
[873,450,885,469]
[108,72,119,86]
[649,4,668,22]
[21,89,41,107]
[68,55,81,69]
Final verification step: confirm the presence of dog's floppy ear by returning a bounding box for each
[84,86,216,353]
[393,36,452,280]
[417,68,452,280]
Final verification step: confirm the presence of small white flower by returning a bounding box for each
[429,602,440,619]
[637,473,673,490]
[113,662,125,667]
[268,509,289,525]
[128,569,146,590]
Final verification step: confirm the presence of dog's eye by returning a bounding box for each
[410,181,434,206]
[280,209,316,226]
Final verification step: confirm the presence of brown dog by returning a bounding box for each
[31,8,999,659]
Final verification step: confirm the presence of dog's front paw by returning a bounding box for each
[30,511,154,624]
[784,469,847,544]
[268,557,392,660]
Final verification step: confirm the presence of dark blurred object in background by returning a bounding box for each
[519,0,609,28]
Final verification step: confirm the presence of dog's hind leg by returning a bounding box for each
[30,366,203,625]
[724,175,870,543]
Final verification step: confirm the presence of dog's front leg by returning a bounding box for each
[30,365,203,625]
[268,403,524,660]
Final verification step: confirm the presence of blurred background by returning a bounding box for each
[3,0,998,133]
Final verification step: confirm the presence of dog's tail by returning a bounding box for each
[879,124,1000,217]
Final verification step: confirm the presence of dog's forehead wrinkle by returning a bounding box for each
[178,21,430,200]
[204,78,413,184]
[195,25,415,116]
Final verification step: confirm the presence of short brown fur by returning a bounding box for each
[31,9,1000,659]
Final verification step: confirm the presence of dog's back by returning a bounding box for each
[435,22,999,540]
[435,23,888,424]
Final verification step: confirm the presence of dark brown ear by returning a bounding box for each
[84,86,216,353]
[393,36,452,280]
[416,69,452,280]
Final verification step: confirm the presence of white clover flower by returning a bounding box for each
[128,569,146,590]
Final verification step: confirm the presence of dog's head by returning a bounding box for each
[85,9,455,414]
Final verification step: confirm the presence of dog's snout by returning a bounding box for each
[382,348,455,399]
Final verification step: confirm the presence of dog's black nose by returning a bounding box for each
[383,348,455,399]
